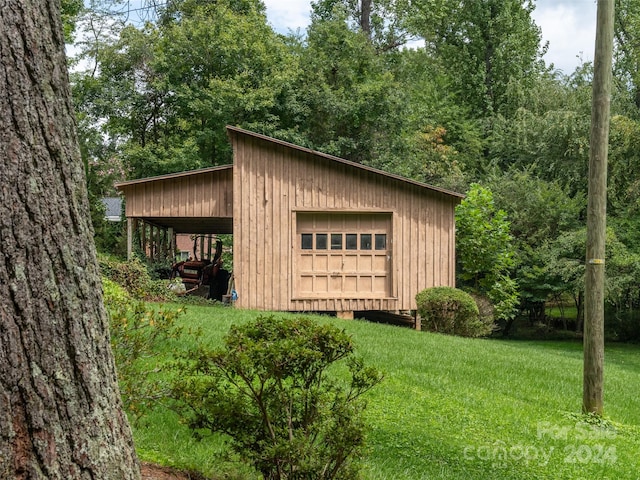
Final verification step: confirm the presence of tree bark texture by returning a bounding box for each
[0,1,140,478]
[360,0,372,39]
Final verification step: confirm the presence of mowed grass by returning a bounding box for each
[132,304,640,480]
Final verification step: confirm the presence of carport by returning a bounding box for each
[115,165,233,262]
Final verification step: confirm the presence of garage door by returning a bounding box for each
[296,212,392,298]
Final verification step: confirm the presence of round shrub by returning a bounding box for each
[171,315,383,480]
[416,286,492,337]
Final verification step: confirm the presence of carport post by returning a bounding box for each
[168,227,174,261]
[126,218,134,260]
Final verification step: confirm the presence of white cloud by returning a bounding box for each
[263,0,312,34]
[531,0,598,74]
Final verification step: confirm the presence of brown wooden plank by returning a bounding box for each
[417,190,427,300]
[232,136,245,307]
[273,144,285,310]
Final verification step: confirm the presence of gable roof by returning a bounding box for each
[226,126,465,199]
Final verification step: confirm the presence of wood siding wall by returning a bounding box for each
[120,167,233,219]
[230,131,459,312]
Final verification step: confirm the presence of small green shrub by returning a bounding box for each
[170,315,383,480]
[103,275,132,304]
[100,255,149,298]
[99,254,176,302]
[416,286,493,337]
[146,259,174,280]
[103,277,187,421]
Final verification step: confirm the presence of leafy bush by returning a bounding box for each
[170,315,383,480]
[416,286,494,337]
[100,255,151,299]
[455,184,519,322]
[146,259,174,280]
[470,292,495,328]
[99,254,176,301]
[605,308,640,343]
[103,277,187,421]
[103,275,132,304]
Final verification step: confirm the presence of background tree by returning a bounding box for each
[614,0,640,110]
[486,169,584,320]
[455,184,519,324]
[61,0,84,42]
[293,13,402,163]
[415,0,546,119]
[606,113,640,254]
[0,1,139,478]
[311,0,417,51]
[72,0,296,178]
[540,227,639,332]
[369,47,480,191]
[485,67,593,189]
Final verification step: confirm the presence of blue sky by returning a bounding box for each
[263,0,599,74]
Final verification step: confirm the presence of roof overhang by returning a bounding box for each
[115,164,233,235]
[139,216,233,235]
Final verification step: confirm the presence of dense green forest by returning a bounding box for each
[66,0,640,335]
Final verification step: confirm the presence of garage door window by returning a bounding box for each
[360,234,372,250]
[346,234,358,250]
[301,234,313,250]
[331,233,342,250]
[316,233,328,249]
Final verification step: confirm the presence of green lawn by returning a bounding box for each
[132,304,640,479]
[546,304,578,320]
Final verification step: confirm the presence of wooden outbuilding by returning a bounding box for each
[115,126,464,316]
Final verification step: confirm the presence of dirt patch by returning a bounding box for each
[140,462,209,480]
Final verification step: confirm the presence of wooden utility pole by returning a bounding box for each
[584,0,615,415]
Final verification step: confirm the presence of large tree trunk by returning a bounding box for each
[0,1,140,478]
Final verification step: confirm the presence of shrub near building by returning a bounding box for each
[416,286,494,337]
